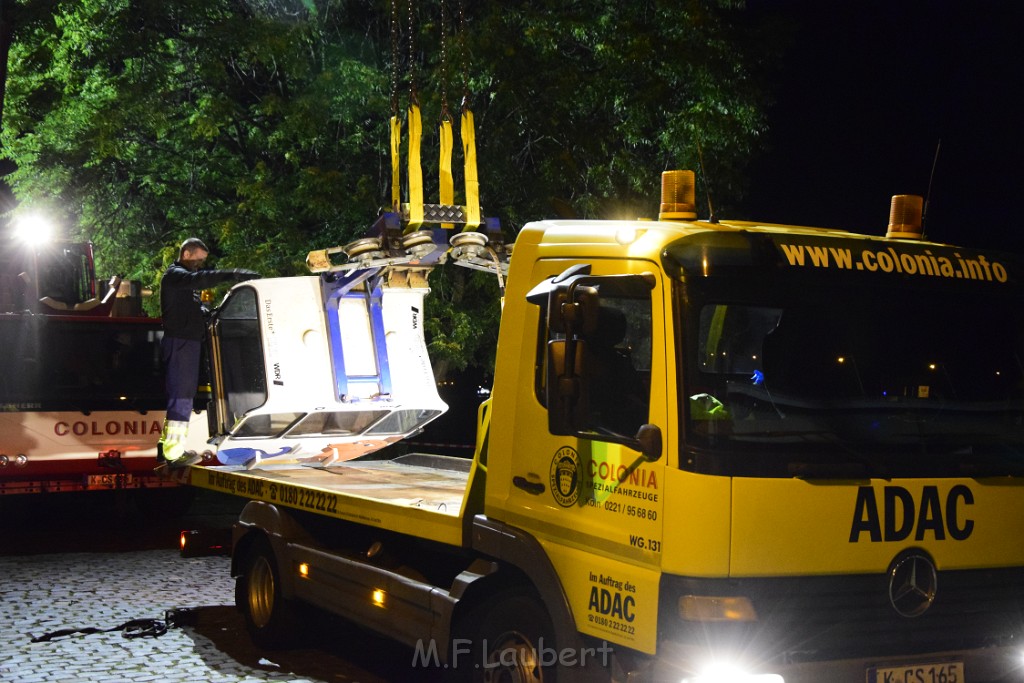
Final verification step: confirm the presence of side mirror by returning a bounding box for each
[546,339,589,436]
[635,424,662,462]
[545,282,599,437]
[547,284,599,336]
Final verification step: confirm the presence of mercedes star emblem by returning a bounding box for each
[888,552,938,618]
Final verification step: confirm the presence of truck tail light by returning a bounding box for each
[179,529,230,557]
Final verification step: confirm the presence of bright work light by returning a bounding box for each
[12,212,56,246]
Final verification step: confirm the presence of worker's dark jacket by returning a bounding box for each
[160,263,256,340]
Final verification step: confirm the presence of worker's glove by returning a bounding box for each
[231,269,261,281]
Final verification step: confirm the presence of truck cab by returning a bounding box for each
[474,176,1024,680]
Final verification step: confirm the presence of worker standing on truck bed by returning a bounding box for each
[158,237,259,466]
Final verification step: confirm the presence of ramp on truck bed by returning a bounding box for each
[181,453,474,546]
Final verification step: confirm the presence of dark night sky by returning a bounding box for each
[740,0,1024,254]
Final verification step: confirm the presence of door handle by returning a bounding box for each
[512,476,544,495]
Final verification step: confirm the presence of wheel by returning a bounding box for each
[235,536,300,648]
[470,590,557,683]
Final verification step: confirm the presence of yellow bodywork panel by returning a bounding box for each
[660,468,731,577]
[730,476,1024,575]
[542,539,661,654]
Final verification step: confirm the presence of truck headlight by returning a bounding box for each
[682,663,784,683]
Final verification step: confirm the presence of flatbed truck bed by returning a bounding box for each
[183,453,474,546]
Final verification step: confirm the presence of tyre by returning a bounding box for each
[471,590,557,683]
[235,536,300,648]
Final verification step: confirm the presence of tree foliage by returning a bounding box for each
[1,0,773,373]
[468,0,770,226]
[4,0,388,276]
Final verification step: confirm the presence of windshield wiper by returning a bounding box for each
[786,430,888,479]
[957,460,1024,478]
[787,461,881,480]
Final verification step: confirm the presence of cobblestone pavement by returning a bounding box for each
[0,493,429,683]
[0,549,429,683]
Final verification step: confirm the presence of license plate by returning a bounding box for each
[87,473,132,487]
[867,661,963,683]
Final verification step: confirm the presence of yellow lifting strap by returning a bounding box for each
[461,107,481,228]
[439,115,455,229]
[390,115,402,211]
[407,103,424,229]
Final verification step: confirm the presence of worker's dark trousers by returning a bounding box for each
[162,336,200,422]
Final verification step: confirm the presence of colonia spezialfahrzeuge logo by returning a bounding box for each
[550,446,580,507]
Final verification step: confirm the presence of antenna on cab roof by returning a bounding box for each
[695,138,719,224]
[922,139,942,239]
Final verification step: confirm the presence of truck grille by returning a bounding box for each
[661,567,1024,663]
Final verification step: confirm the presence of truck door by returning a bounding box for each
[502,258,670,654]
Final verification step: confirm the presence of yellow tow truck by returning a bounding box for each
[179,172,1024,682]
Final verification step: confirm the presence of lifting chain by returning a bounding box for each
[389,0,401,209]
[384,0,481,231]
[458,0,470,110]
[439,0,451,122]
[389,0,399,118]
[438,0,454,226]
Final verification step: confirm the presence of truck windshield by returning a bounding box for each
[680,280,1024,478]
[0,314,164,411]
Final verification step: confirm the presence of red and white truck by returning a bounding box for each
[0,236,207,496]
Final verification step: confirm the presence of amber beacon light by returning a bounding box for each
[659,170,698,221]
[886,194,924,239]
